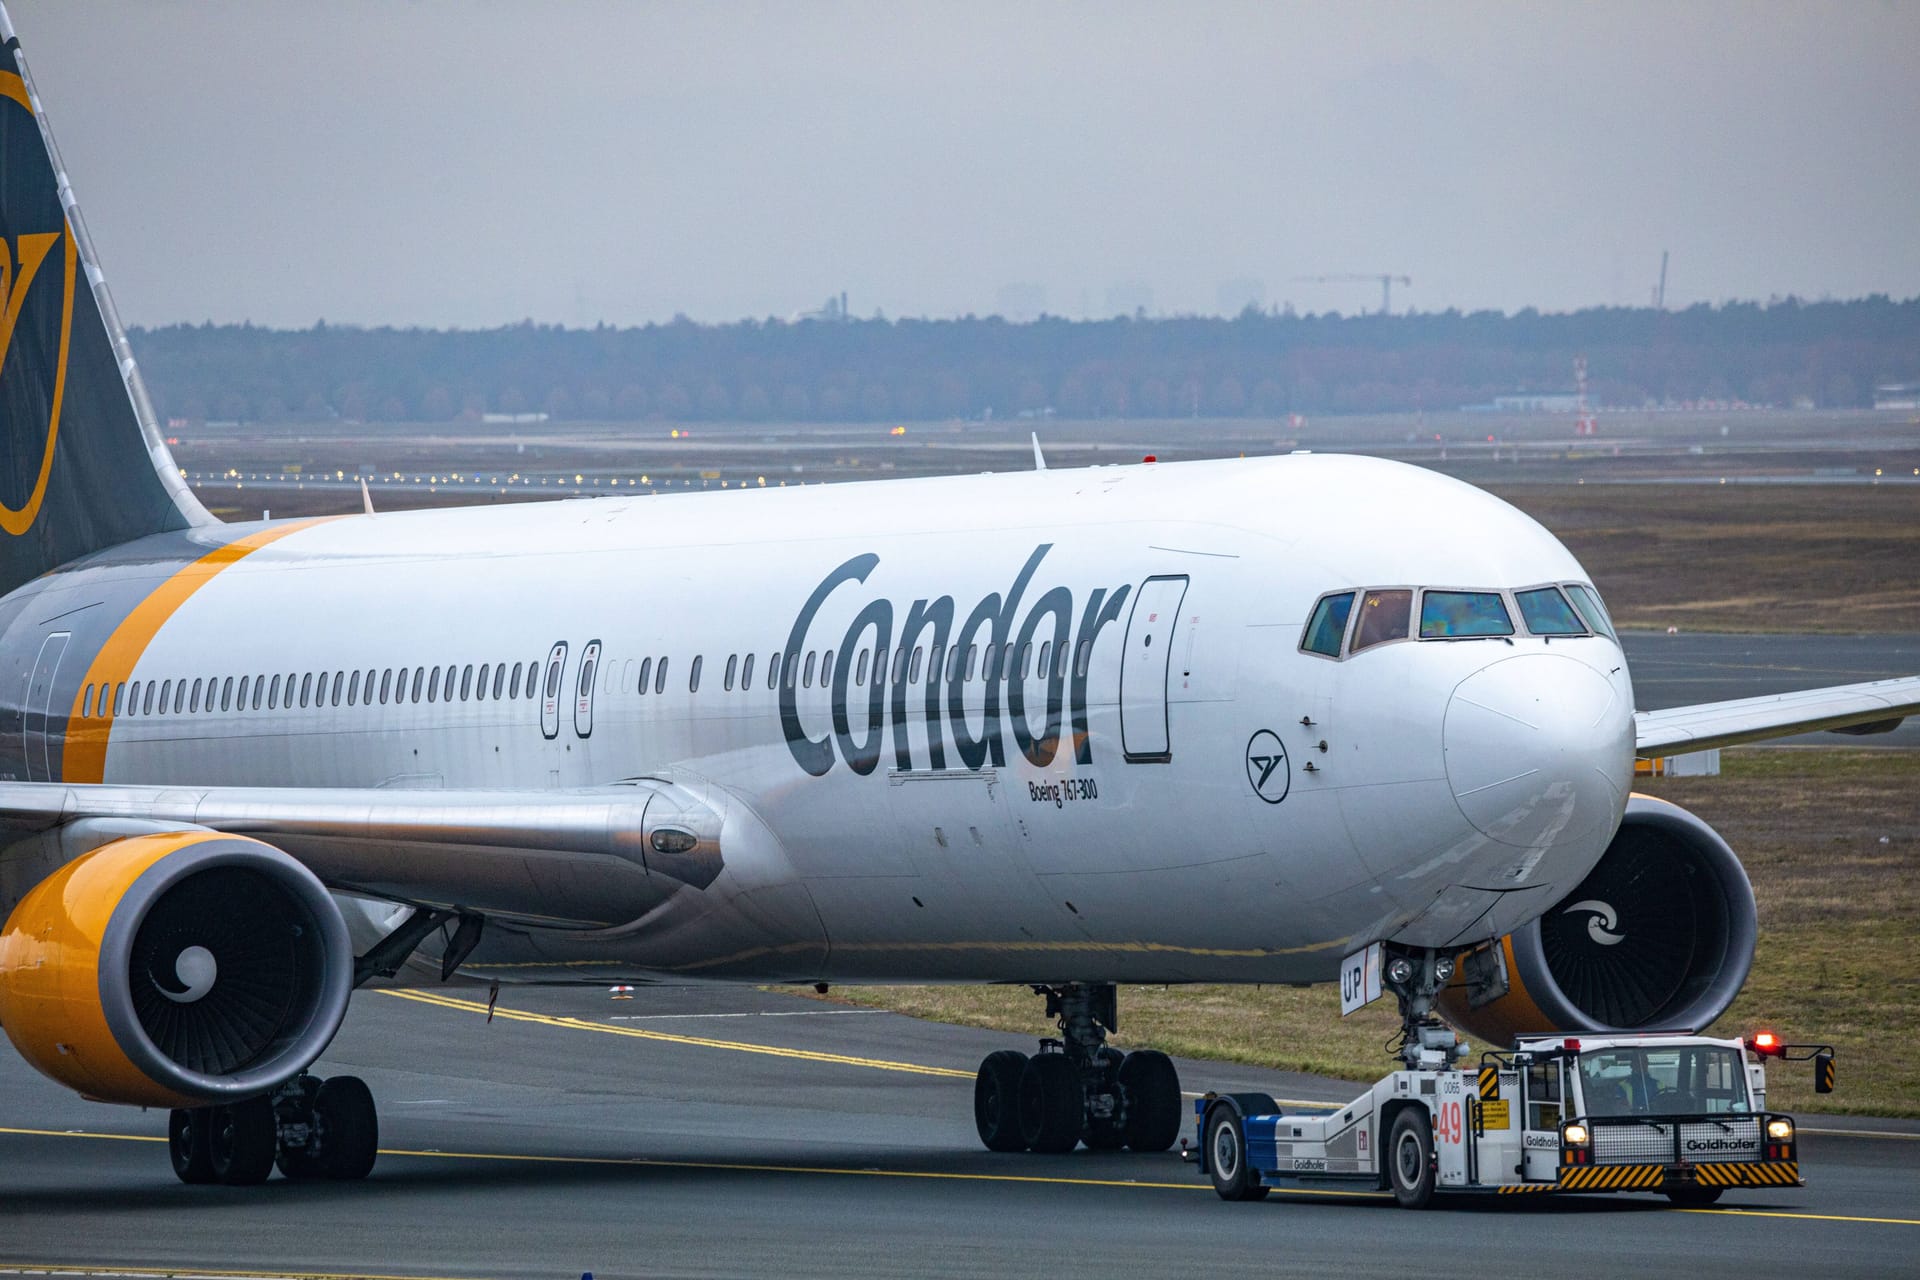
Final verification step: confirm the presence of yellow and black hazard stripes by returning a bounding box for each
[1558,1163,1667,1191]
[1495,1183,1553,1195]
[1695,1160,1801,1187]
[1556,1160,1801,1192]
[1477,1065,1500,1100]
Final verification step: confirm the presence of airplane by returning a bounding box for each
[0,4,1915,1186]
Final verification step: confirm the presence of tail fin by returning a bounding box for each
[0,8,211,597]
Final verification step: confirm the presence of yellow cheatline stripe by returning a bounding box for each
[380,989,974,1079]
[0,1265,483,1280]
[62,518,337,782]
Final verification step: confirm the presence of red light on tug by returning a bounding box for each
[1750,1031,1782,1056]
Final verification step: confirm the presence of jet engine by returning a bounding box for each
[1439,795,1757,1046]
[0,830,352,1108]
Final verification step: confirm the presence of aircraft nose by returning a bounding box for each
[1443,653,1633,849]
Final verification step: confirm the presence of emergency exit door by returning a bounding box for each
[21,631,70,781]
[1119,576,1188,761]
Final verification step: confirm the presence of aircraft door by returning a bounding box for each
[539,640,569,740]
[1119,575,1188,761]
[574,639,601,738]
[21,631,70,782]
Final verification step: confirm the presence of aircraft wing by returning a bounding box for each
[1633,675,1920,757]
[0,781,723,926]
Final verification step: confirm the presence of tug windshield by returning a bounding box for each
[1578,1045,1751,1117]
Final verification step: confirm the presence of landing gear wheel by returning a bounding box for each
[1387,1109,1436,1209]
[1119,1050,1182,1152]
[1018,1053,1084,1154]
[313,1076,379,1180]
[1083,1115,1127,1150]
[1206,1107,1270,1202]
[975,1050,1030,1152]
[168,1109,214,1185]
[275,1077,326,1180]
[208,1097,276,1187]
[1664,1185,1723,1207]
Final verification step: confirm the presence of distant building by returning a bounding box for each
[1873,382,1920,410]
[1462,392,1582,412]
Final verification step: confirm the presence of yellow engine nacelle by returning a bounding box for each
[1438,794,1758,1046]
[0,830,352,1108]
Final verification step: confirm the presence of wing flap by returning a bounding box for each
[1634,675,1920,757]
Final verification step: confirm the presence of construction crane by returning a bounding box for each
[1292,273,1412,316]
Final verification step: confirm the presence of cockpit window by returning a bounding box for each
[1301,592,1355,658]
[1516,587,1587,636]
[1565,583,1617,640]
[1351,589,1413,652]
[1419,590,1514,639]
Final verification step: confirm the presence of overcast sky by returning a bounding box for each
[9,1,1918,328]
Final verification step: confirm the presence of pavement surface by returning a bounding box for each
[3,984,1917,1280]
[1621,631,1920,746]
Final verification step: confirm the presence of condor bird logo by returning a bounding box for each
[0,69,77,538]
[1562,899,1625,946]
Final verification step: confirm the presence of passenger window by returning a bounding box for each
[1566,584,1618,640]
[966,644,978,679]
[910,645,924,684]
[267,675,280,709]
[462,664,475,700]
[689,655,703,692]
[1516,587,1586,636]
[113,683,126,716]
[492,663,507,699]
[1019,643,1033,679]
[822,650,835,684]
[82,683,94,717]
[724,654,737,691]
[190,678,203,714]
[636,656,652,694]
[578,656,595,698]
[299,674,313,708]
[767,652,781,691]
[411,667,425,702]
[1075,638,1092,677]
[948,645,964,682]
[428,667,441,703]
[146,682,159,715]
[856,649,870,685]
[1002,644,1017,681]
[803,651,816,688]
[981,644,996,678]
[174,681,187,714]
[378,670,391,704]
[890,647,907,686]
[1421,590,1515,639]
[542,660,561,701]
[222,677,234,711]
[1351,590,1413,652]
[655,657,669,694]
[741,652,755,689]
[475,665,488,701]
[364,669,375,703]
[333,672,345,707]
[345,671,357,706]
[1301,591,1355,658]
[529,660,542,699]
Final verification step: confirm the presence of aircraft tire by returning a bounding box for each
[313,1076,380,1180]
[167,1109,215,1185]
[1388,1109,1436,1209]
[1018,1053,1084,1154]
[974,1050,1030,1152]
[208,1097,277,1186]
[1119,1050,1182,1152]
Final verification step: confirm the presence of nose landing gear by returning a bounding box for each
[971,982,1183,1154]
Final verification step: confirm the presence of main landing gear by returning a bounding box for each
[169,1073,379,1186]
[973,982,1183,1155]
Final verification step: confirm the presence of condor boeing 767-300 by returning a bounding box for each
[0,6,1913,1185]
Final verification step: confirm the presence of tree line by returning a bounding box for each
[128,295,1920,425]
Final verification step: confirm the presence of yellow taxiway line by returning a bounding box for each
[0,1268,482,1280]
[5,1123,1920,1225]
[377,989,1342,1108]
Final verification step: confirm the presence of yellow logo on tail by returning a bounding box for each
[0,69,76,537]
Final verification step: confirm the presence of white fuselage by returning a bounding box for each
[4,453,1637,985]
